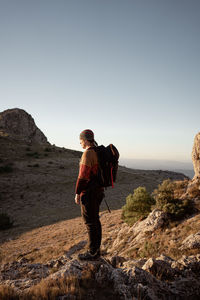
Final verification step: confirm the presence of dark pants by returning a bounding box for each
[80,187,104,254]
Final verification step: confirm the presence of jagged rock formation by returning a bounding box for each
[106,209,168,257]
[0,108,48,144]
[192,131,200,180]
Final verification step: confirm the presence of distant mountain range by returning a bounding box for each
[120,158,194,179]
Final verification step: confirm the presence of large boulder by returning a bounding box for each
[0,108,48,144]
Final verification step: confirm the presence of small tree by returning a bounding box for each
[153,179,192,220]
[122,187,155,225]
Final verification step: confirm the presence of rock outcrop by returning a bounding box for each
[192,131,200,180]
[107,209,168,257]
[179,232,200,250]
[1,253,200,299]
[0,108,48,144]
[0,199,200,299]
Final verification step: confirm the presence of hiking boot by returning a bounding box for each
[78,250,100,261]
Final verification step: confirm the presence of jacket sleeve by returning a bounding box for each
[75,151,92,194]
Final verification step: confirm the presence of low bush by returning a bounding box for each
[153,179,192,220]
[0,164,13,173]
[0,212,13,230]
[44,147,52,152]
[122,187,155,225]
[187,182,200,199]
[139,240,159,258]
[26,152,40,159]
[173,179,189,199]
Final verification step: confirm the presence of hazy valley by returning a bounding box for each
[120,158,194,179]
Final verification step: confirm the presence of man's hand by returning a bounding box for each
[75,194,80,205]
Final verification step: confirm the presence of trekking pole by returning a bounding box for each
[104,199,111,213]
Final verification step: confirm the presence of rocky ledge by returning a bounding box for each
[1,252,200,299]
[1,209,200,299]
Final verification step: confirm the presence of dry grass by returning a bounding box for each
[0,285,19,300]
[26,275,81,299]
[0,264,116,300]
[1,204,199,265]
[174,179,200,202]
[0,210,123,264]
[0,275,81,299]
[124,213,200,260]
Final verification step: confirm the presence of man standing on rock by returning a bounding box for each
[75,129,104,260]
[192,132,200,180]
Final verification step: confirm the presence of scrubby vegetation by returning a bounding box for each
[44,147,52,152]
[0,212,13,230]
[122,179,194,226]
[153,179,193,220]
[187,182,200,199]
[0,164,14,173]
[26,151,40,159]
[122,187,155,225]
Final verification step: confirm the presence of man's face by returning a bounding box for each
[80,138,87,149]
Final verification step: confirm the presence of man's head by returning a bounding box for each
[79,129,95,149]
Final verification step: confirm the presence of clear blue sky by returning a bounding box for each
[0,0,199,162]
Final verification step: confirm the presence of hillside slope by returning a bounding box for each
[0,108,199,299]
[0,134,187,242]
[0,206,200,299]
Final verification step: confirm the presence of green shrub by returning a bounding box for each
[0,164,13,173]
[139,240,159,258]
[26,152,39,158]
[153,179,192,219]
[0,212,13,230]
[122,187,155,225]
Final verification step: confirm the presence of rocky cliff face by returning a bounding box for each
[0,108,48,144]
